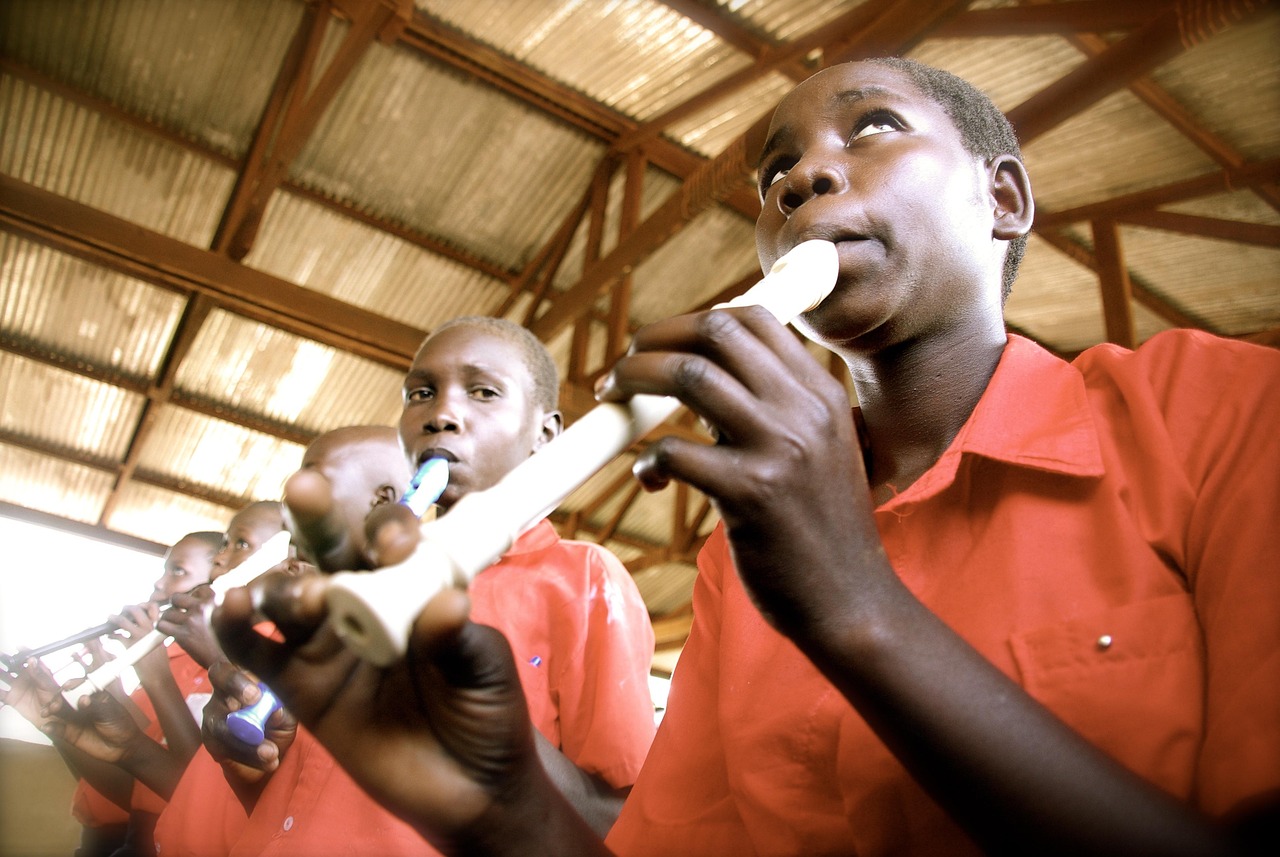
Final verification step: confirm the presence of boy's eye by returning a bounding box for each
[470,386,499,400]
[236,539,250,551]
[847,112,902,144]
[405,387,434,403]
[759,161,794,196]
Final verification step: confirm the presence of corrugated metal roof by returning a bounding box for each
[247,192,514,327]
[419,0,754,121]
[0,442,117,524]
[0,235,185,378]
[0,354,143,458]
[174,309,405,432]
[135,405,304,499]
[0,0,1277,665]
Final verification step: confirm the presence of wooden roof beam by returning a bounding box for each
[213,0,413,261]
[1115,210,1280,246]
[1064,30,1280,214]
[1035,158,1280,228]
[937,0,1178,37]
[0,58,514,283]
[0,175,427,368]
[399,11,762,219]
[530,0,972,343]
[1034,227,1215,331]
[1009,2,1273,144]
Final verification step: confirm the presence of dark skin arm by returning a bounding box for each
[41,677,186,801]
[213,573,609,857]
[1,658,135,810]
[112,604,201,766]
[595,305,1271,857]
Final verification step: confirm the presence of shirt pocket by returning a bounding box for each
[1008,592,1204,798]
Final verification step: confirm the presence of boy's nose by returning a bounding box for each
[777,159,842,215]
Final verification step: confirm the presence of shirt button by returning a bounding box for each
[283,816,294,831]
[1096,634,1114,651]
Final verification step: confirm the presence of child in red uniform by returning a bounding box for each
[0,530,222,857]
[210,320,656,854]
[216,57,1279,856]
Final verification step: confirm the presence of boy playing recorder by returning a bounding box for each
[217,57,1278,856]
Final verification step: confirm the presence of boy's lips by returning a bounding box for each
[416,447,458,467]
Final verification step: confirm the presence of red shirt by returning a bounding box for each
[73,644,209,823]
[156,519,656,855]
[607,331,1280,857]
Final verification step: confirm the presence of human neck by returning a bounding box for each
[844,321,1006,501]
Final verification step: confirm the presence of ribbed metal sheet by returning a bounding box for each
[666,70,794,158]
[0,235,185,379]
[291,42,604,273]
[631,206,761,322]
[246,194,512,331]
[1121,226,1280,337]
[632,562,698,616]
[174,309,405,434]
[0,73,234,245]
[0,354,144,460]
[0,0,303,161]
[418,0,754,122]
[1005,234,1174,354]
[1022,88,1220,214]
[712,0,871,42]
[908,35,1085,113]
[1149,13,1280,161]
[106,480,236,548]
[0,442,116,525]
[133,404,305,500]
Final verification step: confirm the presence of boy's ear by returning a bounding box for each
[535,410,563,450]
[373,484,398,507]
[989,154,1034,241]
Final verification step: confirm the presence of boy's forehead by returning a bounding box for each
[784,63,915,110]
[411,325,528,376]
[231,506,282,535]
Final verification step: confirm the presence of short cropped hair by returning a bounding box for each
[428,316,560,413]
[867,57,1027,300]
[182,531,224,552]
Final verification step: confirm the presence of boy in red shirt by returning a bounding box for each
[1,529,222,856]
[217,57,1279,856]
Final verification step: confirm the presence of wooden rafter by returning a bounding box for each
[97,295,215,527]
[1035,158,1280,227]
[398,9,763,219]
[1033,228,1216,332]
[1091,220,1138,347]
[212,0,412,261]
[0,57,514,283]
[0,175,426,368]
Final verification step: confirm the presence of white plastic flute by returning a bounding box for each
[325,239,840,666]
[62,530,293,707]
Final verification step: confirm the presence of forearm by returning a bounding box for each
[55,740,134,810]
[801,573,1228,857]
[135,658,200,763]
[533,732,628,837]
[116,734,184,800]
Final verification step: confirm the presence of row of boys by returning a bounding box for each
[2,314,658,855]
[5,56,1279,855]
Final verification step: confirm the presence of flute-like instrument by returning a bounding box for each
[325,239,840,666]
[62,530,293,707]
[1,603,172,675]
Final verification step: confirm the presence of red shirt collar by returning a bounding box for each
[879,334,1105,508]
